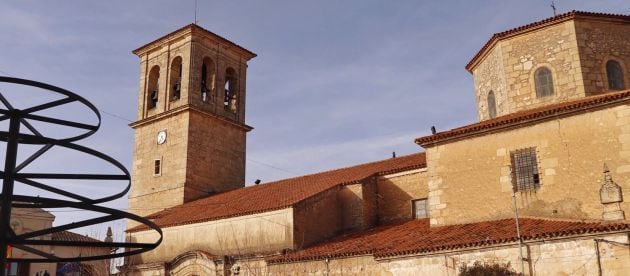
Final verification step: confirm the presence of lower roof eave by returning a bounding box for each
[267,252,376,265]
[416,93,630,148]
[374,229,630,261]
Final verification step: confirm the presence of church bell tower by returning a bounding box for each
[128,24,256,218]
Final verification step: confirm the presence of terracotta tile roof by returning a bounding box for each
[52,231,102,243]
[415,89,630,147]
[267,217,630,263]
[132,23,257,59]
[128,152,426,232]
[466,11,630,72]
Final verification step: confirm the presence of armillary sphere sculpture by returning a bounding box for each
[0,76,161,274]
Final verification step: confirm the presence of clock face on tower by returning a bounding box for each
[157,130,167,145]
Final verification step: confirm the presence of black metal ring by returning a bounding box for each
[0,76,100,143]
[0,76,162,264]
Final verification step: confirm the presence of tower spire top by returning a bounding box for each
[550,1,557,16]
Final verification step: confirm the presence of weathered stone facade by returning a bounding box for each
[471,14,630,120]
[426,104,630,226]
[576,19,630,95]
[128,24,255,220]
[266,233,630,276]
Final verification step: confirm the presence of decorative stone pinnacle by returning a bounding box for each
[603,163,613,184]
[105,226,114,243]
[600,163,623,205]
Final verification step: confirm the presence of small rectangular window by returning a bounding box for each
[511,148,540,192]
[154,159,161,176]
[412,199,428,219]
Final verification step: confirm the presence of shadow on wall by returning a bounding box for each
[377,179,418,224]
[519,193,588,219]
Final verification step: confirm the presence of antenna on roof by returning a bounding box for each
[194,0,198,24]
[550,1,557,16]
[431,126,437,135]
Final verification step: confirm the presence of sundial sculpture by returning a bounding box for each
[0,76,161,274]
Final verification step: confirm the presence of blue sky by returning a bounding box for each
[1,0,628,238]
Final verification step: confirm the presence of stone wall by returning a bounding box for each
[129,112,190,220]
[126,208,293,265]
[362,178,379,229]
[472,17,630,121]
[575,19,630,95]
[266,233,630,276]
[335,180,379,231]
[230,258,268,276]
[268,255,387,275]
[293,187,343,249]
[189,36,249,123]
[382,233,630,276]
[137,37,192,120]
[473,44,509,120]
[129,28,251,223]
[472,20,586,119]
[185,110,246,201]
[427,104,630,226]
[377,169,427,223]
[338,184,365,231]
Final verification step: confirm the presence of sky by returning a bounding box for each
[1,0,628,241]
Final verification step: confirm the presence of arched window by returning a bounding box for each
[224,67,238,113]
[169,57,183,101]
[534,67,554,98]
[147,66,160,109]
[201,57,216,103]
[606,60,625,90]
[487,90,497,119]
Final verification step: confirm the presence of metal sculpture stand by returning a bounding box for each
[0,76,161,275]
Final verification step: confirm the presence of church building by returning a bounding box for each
[123,11,630,275]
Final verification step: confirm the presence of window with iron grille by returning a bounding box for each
[412,198,428,219]
[510,148,540,192]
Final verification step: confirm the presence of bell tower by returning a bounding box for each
[128,24,256,218]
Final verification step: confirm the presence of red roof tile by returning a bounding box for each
[466,11,630,72]
[416,89,630,147]
[267,217,630,263]
[128,153,426,232]
[52,231,102,243]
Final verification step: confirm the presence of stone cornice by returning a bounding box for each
[129,104,253,132]
[133,23,257,60]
